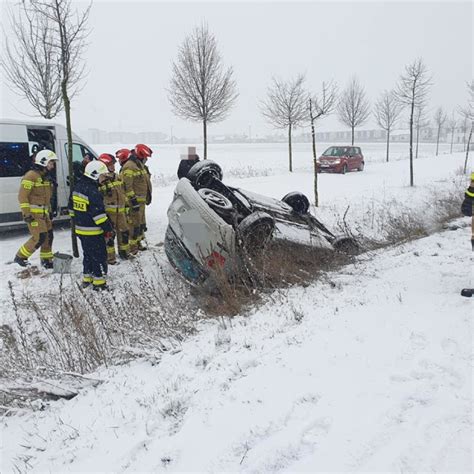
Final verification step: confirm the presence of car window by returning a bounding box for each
[357,147,362,155]
[0,142,31,177]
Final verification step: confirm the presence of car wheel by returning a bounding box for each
[198,188,233,212]
[187,160,223,188]
[341,164,348,175]
[237,212,275,250]
[281,192,310,214]
[358,162,364,172]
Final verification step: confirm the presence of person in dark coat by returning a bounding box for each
[69,160,113,290]
[177,146,200,179]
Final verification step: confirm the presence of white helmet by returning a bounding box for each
[84,160,108,181]
[35,149,58,167]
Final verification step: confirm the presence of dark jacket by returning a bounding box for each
[69,176,113,236]
[461,185,474,217]
[177,156,200,179]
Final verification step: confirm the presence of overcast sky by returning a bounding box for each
[0,0,472,137]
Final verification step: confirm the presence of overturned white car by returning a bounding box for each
[164,161,356,286]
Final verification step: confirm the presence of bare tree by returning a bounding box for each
[459,115,468,152]
[1,3,63,118]
[433,107,448,156]
[337,76,370,145]
[394,58,432,186]
[459,80,474,173]
[309,81,337,206]
[31,0,91,257]
[168,23,238,160]
[414,103,429,159]
[261,74,307,172]
[446,112,457,154]
[374,90,402,162]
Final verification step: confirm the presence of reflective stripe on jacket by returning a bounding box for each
[69,176,113,236]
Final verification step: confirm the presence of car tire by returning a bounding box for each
[358,162,364,172]
[198,188,233,212]
[341,164,348,175]
[281,192,310,214]
[187,160,223,188]
[237,212,275,250]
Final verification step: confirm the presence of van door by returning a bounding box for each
[0,123,30,226]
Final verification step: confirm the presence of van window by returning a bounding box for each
[65,143,97,162]
[0,142,31,177]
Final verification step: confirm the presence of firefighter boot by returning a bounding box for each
[14,255,29,267]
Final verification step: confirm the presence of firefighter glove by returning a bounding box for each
[104,231,115,241]
[23,215,34,224]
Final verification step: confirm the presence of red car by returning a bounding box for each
[317,146,364,174]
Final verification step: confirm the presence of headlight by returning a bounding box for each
[333,159,341,164]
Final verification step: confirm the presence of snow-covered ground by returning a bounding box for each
[0,143,472,472]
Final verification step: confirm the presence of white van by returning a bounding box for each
[0,119,98,232]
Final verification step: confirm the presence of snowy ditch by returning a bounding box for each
[0,167,466,413]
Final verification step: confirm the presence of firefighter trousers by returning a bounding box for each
[105,211,129,262]
[129,206,145,254]
[78,234,107,288]
[16,215,53,262]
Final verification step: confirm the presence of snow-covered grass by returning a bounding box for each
[0,142,472,472]
[2,223,472,472]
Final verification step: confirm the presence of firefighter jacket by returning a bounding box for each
[120,157,151,205]
[18,166,53,218]
[99,172,128,214]
[69,176,113,236]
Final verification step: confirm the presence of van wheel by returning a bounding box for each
[358,162,364,172]
[341,164,348,175]
[281,192,310,214]
[238,212,275,251]
[187,160,223,188]
[198,188,233,212]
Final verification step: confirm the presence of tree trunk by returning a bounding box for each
[288,123,293,172]
[351,126,355,145]
[386,129,390,162]
[62,80,79,258]
[450,129,454,154]
[311,118,318,206]
[415,124,420,159]
[409,99,415,187]
[203,119,208,160]
[463,123,472,174]
[436,126,440,156]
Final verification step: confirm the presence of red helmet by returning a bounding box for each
[134,144,153,160]
[98,153,116,166]
[116,148,131,164]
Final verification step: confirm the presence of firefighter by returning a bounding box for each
[117,145,152,254]
[462,171,474,249]
[69,161,114,290]
[134,144,153,248]
[15,149,58,268]
[98,153,130,263]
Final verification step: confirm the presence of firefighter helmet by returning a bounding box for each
[98,153,116,166]
[116,148,131,164]
[134,144,153,160]
[34,149,58,167]
[84,161,108,181]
